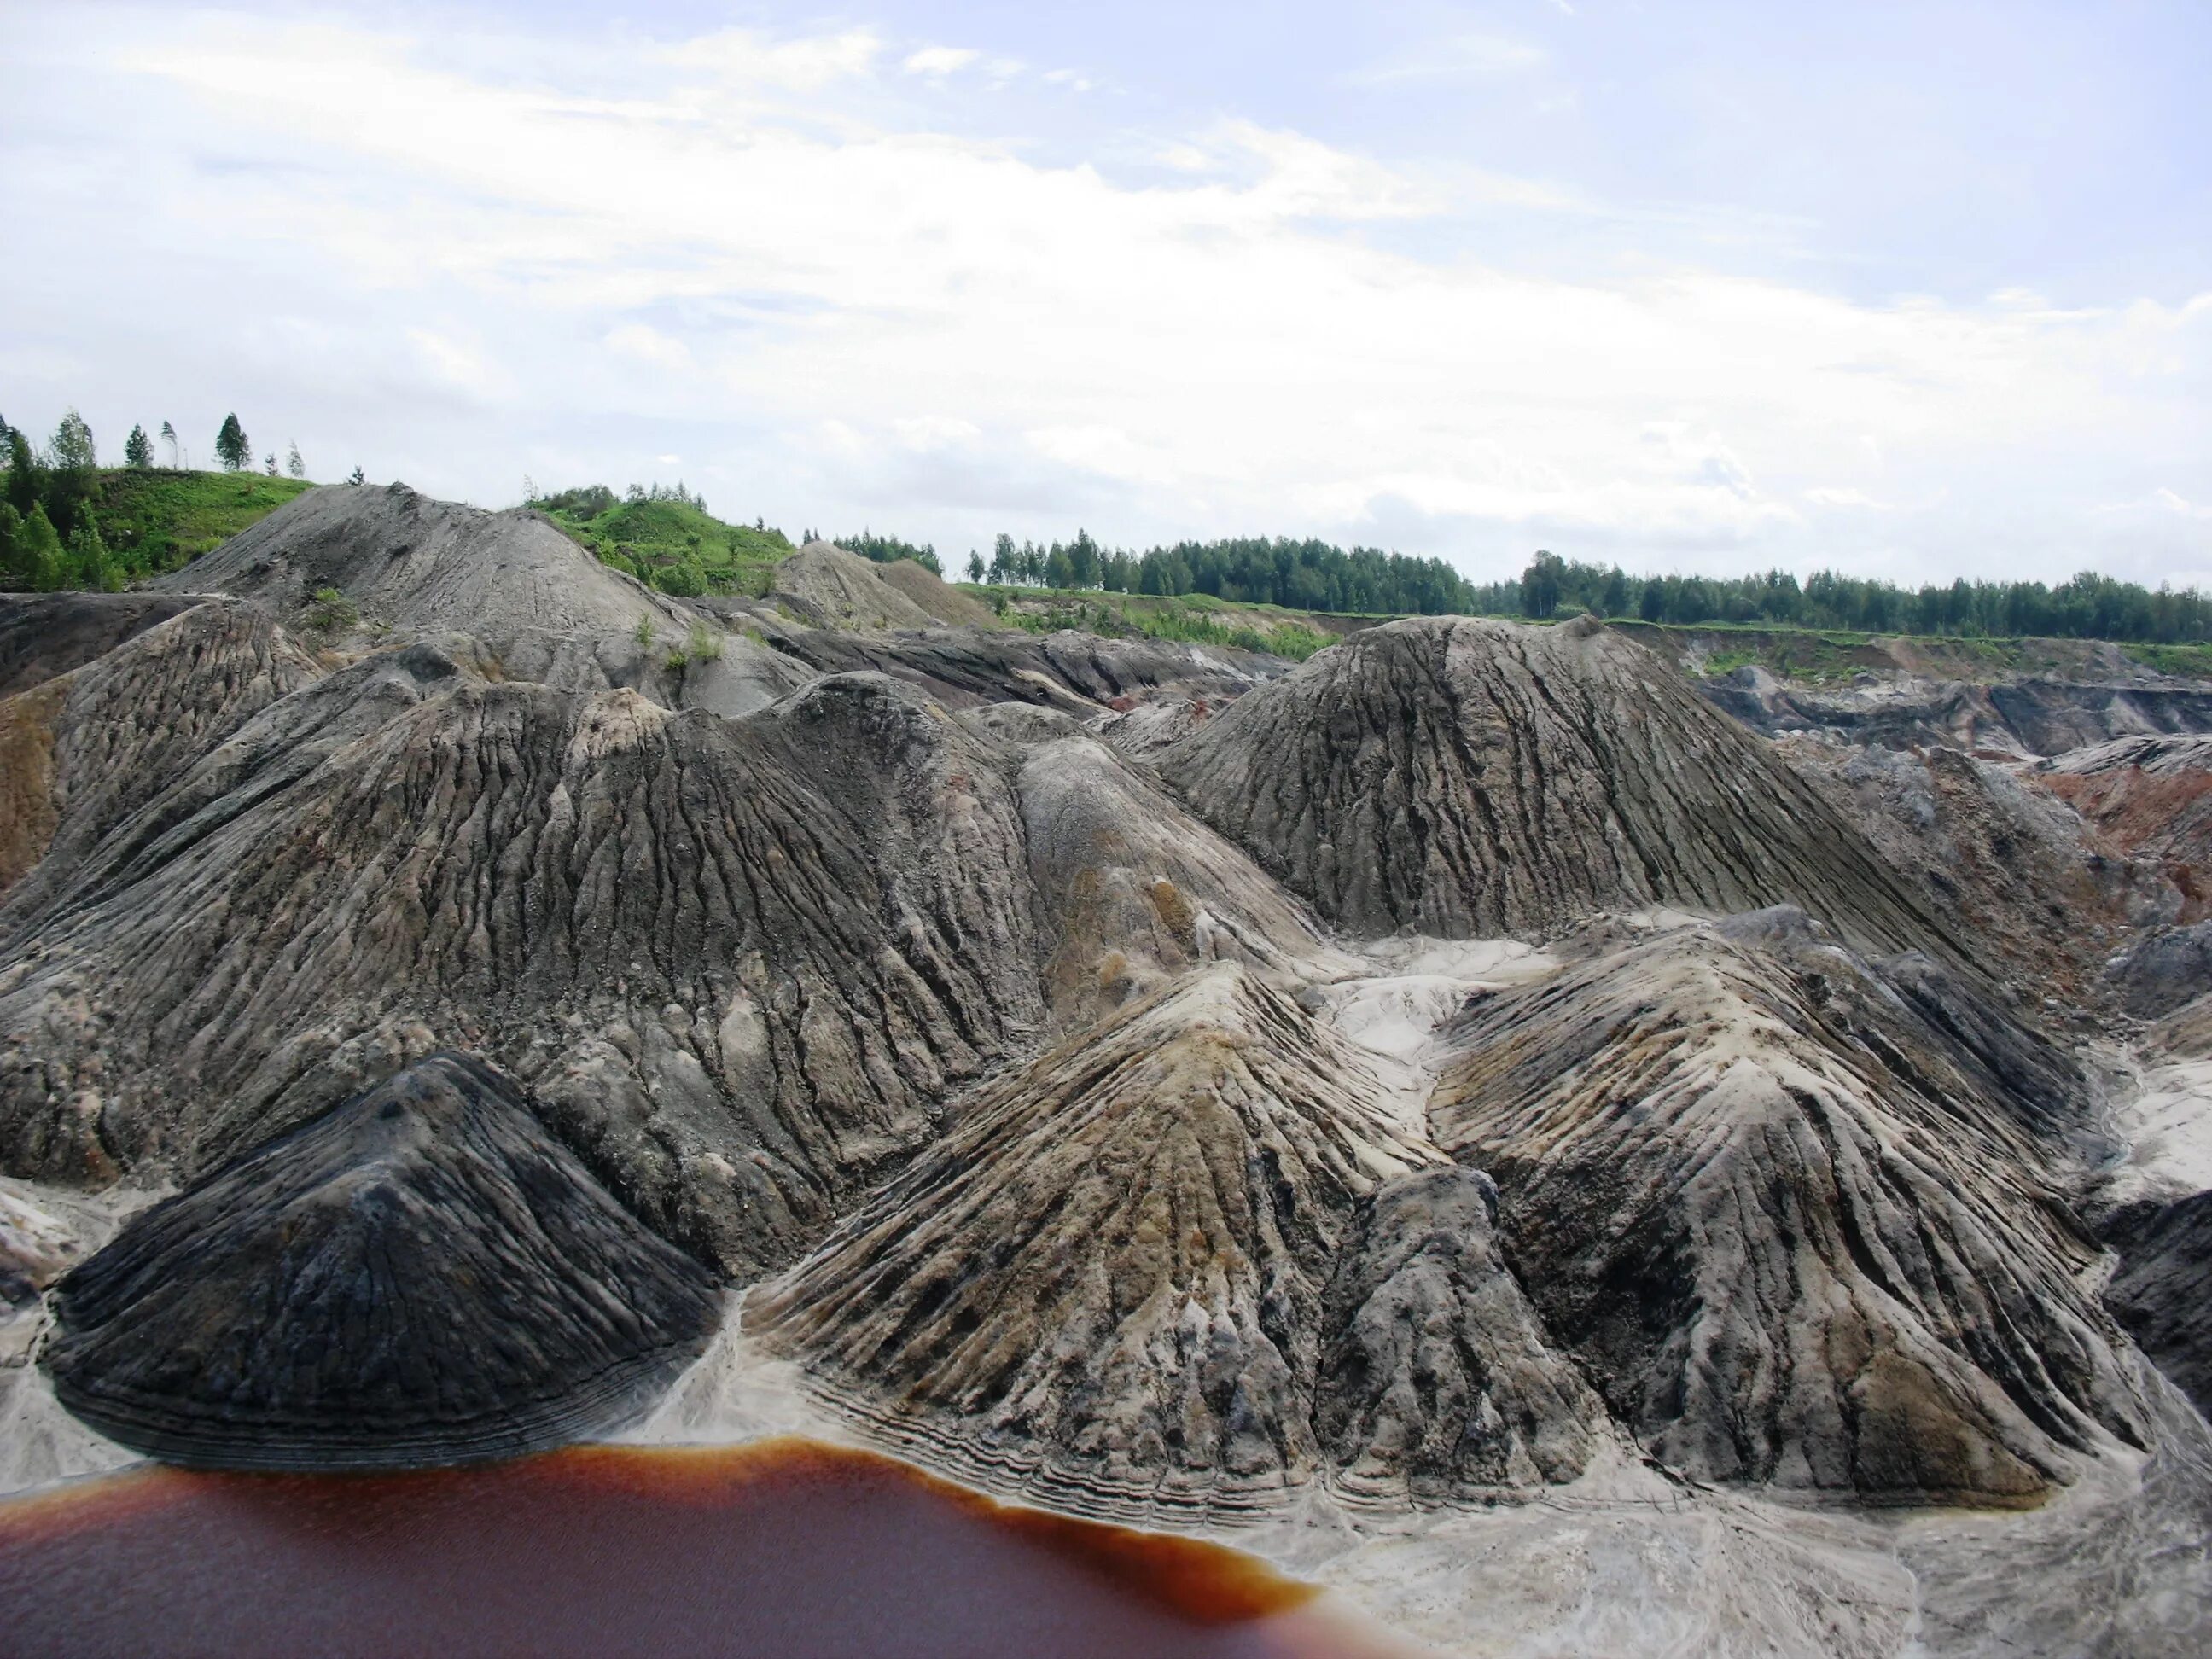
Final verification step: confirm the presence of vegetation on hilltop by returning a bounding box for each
[2,407,317,590]
[981,587,1339,661]
[830,530,943,577]
[531,483,794,597]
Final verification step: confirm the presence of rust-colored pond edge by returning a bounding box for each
[0,1435,1325,1627]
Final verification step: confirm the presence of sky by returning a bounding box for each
[3,1,2208,589]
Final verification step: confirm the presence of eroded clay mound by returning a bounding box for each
[44,1052,719,1470]
[147,482,794,701]
[1156,616,1953,951]
[1318,1166,1608,1504]
[1429,918,2146,1502]
[749,964,1605,1515]
[873,557,1004,628]
[1777,739,2180,1004]
[768,542,943,631]
[0,666,1042,1275]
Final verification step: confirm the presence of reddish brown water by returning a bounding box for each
[0,1437,1402,1658]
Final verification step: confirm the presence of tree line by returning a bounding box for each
[957,532,1474,614]
[1496,550,2212,646]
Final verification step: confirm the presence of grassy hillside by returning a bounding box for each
[93,469,317,573]
[531,487,794,597]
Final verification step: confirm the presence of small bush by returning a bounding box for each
[304,585,358,632]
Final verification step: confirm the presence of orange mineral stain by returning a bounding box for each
[0,1437,1405,1658]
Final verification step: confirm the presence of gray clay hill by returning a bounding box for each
[6,481,2212,1656]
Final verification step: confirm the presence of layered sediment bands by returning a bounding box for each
[1703,662,2212,756]
[970,707,1333,1022]
[0,601,319,905]
[1778,739,2178,1000]
[1317,1167,1606,1503]
[752,965,1544,1514]
[2100,1192,2212,1415]
[0,669,1040,1274]
[44,1053,719,1469]
[2042,735,2212,915]
[761,626,1266,715]
[1155,617,1954,951]
[1429,920,2147,1501]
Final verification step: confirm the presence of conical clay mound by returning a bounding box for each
[1429,919,2148,1503]
[750,964,1607,1516]
[44,1053,720,1470]
[1157,615,1958,952]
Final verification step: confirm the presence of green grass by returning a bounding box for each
[2125,641,2212,678]
[92,469,317,574]
[532,494,793,597]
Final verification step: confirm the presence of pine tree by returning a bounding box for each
[160,421,179,468]
[965,550,985,583]
[264,452,278,476]
[50,409,96,471]
[5,428,43,519]
[20,504,65,591]
[348,467,365,486]
[215,414,250,472]
[286,442,305,479]
[125,425,154,469]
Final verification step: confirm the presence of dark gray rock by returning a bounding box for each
[0,593,207,699]
[2106,922,2212,1021]
[1318,1167,1606,1504]
[2101,1192,2212,1417]
[44,1052,720,1470]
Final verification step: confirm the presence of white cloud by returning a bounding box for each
[902,46,979,78]
[667,26,881,92]
[4,8,2208,588]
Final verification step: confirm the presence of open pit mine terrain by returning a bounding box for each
[4,482,2212,1656]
